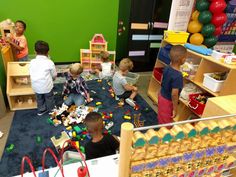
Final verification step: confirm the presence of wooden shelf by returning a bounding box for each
[148,40,236,121]
[8,87,34,96]
[179,98,201,117]
[192,80,219,97]
[10,101,37,111]
[187,49,236,69]
[152,75,161,85]
[147,90,158,104]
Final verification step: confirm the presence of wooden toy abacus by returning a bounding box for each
[118,114,236,177]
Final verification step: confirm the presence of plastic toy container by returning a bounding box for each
[203,73,226,92]
[188,93,208,115]
[153,67,164,82]
[125,72,140,85]
[164,31,189,43]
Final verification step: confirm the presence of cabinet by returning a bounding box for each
[80,34,115,71]
[7,62,37,110]
[120,0,172,71]
[0,45,14,73]
[147,40,236,121]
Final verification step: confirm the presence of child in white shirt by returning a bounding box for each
[29,40,57,116]
[94,51,113,79]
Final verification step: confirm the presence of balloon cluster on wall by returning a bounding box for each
[188,0,228,48]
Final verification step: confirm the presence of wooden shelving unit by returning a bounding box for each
[80,34,115,71]
[148,40,236,121]
[7,62,37,111]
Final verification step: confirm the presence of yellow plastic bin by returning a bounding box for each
[164,31,189,44]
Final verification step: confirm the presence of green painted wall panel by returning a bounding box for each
[0,0,119,62]
[0,0,119,93]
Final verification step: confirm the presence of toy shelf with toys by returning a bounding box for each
[80,34,116,71]
[148,39,236,121]
[7,62,37,110]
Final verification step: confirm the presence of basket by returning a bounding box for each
[153,67,164,82]
[203,73,226,92]
[164,30,189,44]
[188,93,208,116]
[125,72,140,85]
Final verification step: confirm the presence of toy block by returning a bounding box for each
[73,126,82,134]
[51,131,70,151]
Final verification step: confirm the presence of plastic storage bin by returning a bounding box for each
[153,67,164,82]
[188,93,208,115]
[203,73,225,92]
[125,72,140,85]
[158,44,172,65]
[164,31,189,43]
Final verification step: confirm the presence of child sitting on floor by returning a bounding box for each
[84,112,119,160]
[112,58,138,107]
[62,63,91,106]
[94,51,113,79]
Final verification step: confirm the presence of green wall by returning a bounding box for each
[0,0,119,62]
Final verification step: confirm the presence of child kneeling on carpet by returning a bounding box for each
[158,45,187,125]
[62,63,91,106]
[94,51,114,79]
[84,112,119,160]
[29,40,57,116]
[112,58,138,107]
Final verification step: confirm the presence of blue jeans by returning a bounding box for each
[18,55,28,61]
[64,93,85,106]
[36,90,55,112]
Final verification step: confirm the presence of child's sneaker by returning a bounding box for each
[125,98,136,107]
[37,110,48,116]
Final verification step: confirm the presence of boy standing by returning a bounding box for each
[84,112,119,160]
[29,41,57,116]
[112,58,138,107]
[158,45,187,124]
[6,20,28,61]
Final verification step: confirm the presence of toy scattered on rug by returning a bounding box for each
[51,131,70,152]
[49,104,98,127]
[6,143,14,153]
[35,135,43,144]
[123,110,132,120]
[133,113,145,128]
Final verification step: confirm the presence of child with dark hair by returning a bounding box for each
[29,40,57,116]
[158,45,187,125]
[6,20,28,61]
[84,112,119,160]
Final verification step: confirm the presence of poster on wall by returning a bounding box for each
[168,0,195,31]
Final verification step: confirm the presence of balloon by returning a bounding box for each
[191,10,200,21]
[204,35,218,48]
[201,24,215,37]
[214,26,222,36]
[188,20,203,33]
[196,0,210,12]
[190,33,204,45]
[211,13,227,27]
[198,11,212,24]
[209,0,227,14]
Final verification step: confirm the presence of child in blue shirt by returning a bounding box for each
[158,45,187,125]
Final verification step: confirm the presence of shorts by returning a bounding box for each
[117,91,132,99]
[157,93,173,125]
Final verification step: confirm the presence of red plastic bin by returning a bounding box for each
[153,67,164,82]
[188,93,208,116]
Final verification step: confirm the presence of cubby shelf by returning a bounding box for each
[148,40,236,121]
[7,62,37,110]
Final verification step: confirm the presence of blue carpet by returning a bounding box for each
[0,80,157,177]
